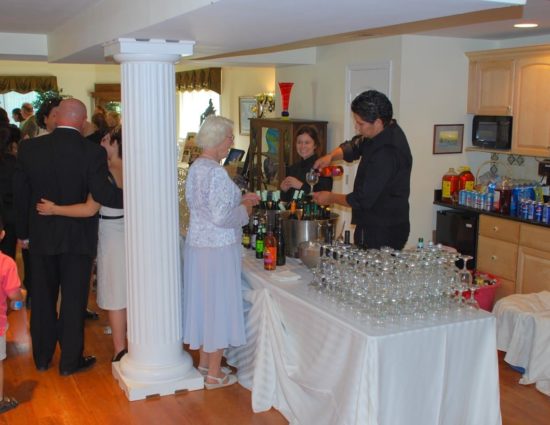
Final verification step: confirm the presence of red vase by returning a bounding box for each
[278,82,294,118]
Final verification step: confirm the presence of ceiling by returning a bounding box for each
[0,0,549,64]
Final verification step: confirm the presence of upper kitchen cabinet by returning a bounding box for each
[467,59,514,115]
[466,44,550,157]
[512,55,550,157]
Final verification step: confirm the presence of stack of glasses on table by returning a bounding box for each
[309,243,479,324]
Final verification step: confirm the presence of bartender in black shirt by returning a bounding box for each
[280,125,333,202]
[313,90,412,250]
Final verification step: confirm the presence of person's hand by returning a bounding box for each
[241,192,260,216]
[313,154,332,170]
[36,198,56,215]
[312,191,333,206]
[280,176,303,192]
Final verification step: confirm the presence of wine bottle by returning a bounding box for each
[288,191,299,219]
[263,225,277,270]
[318,165,344,177]
[242,225,251,249]
[255,224,265,259]
[250,214,258,250]
[275,219,286,266]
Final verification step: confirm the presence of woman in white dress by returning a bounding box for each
[184,115,259,390]
[35,127,127,362]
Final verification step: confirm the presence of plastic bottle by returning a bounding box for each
[458,166,475,191]
[441,168,459,204]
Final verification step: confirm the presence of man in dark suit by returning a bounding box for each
[14,99,123,375]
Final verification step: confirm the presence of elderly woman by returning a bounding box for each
[183,115,259,390]
[279,125,333,202]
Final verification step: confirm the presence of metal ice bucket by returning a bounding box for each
[281,212,338,258]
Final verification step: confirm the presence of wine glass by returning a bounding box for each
[456,254,473,306]
[305,168,319,198]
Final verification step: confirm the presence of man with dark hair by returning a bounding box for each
[14,98,123,375]
[313,90,412,250]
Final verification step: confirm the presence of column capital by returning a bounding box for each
[104,38,194,63]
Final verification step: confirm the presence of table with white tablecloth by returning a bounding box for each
[226,251,502,425]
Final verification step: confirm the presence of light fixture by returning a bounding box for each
[514,23,539,28]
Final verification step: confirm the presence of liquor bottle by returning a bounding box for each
[318,165,344,177]
[295,190,304,220]
[288,191,299,219]
[255,224,265,259]
[242,225,251,249]
[344,230,351,246]
[263,225,277,270]
[275,219,286,266]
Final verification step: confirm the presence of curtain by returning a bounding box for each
[0,76,58,94]
[175,68,221,94]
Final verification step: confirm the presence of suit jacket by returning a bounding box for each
[14,127,123,256]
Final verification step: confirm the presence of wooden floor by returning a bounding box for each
[2,302,550,424]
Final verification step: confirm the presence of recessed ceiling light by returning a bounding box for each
[514,23,539,28]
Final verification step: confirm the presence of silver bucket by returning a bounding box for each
[281,213,338,258]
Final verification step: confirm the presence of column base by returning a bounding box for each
[112,362,204,401]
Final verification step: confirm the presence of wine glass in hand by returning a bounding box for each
[305,168,319,198]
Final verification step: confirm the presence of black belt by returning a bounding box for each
[98,214,124,220]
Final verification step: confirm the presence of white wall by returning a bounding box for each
[217,66,275,151]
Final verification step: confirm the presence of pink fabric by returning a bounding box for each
[0,252,22,336]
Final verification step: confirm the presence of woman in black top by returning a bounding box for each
[280,126,332,202]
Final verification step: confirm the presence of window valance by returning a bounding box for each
[0,75,58,94]
[176,68,221,94]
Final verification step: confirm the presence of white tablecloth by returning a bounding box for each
[493,291,550,397]
[226,251,502,425]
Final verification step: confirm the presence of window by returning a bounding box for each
[0,91,39,125]
[177,90,220,139]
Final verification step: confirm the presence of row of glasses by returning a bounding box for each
[309,242,478,325]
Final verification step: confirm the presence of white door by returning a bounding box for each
[333,62,392,235]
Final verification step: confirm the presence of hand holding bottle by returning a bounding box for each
[241,192,260,215]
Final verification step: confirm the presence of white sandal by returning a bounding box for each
[204,373,238,390]
[198,365,232,376]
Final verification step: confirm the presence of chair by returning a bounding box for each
[493,291,550,396]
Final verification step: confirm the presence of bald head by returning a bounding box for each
[56,99,87,133]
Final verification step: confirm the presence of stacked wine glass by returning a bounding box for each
[309,242,479,325]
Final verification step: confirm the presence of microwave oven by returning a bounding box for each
[472,115,512,150]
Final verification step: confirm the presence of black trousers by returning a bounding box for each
[29,251,93,372]
[354,222,410,250]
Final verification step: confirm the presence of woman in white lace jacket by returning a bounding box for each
[183,116,259,390]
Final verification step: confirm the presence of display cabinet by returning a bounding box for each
[247,118,328,191]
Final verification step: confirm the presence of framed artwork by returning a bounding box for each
[239,96,257,135]
[433,124,464,154]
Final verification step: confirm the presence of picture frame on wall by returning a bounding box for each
[239,96,257,136]
[433,124,464,154]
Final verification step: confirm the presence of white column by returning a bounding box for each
[104,39,202,401]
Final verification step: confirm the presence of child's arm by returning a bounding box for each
[36,194,100,217]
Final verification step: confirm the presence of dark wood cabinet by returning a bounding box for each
[247,118,328,191]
